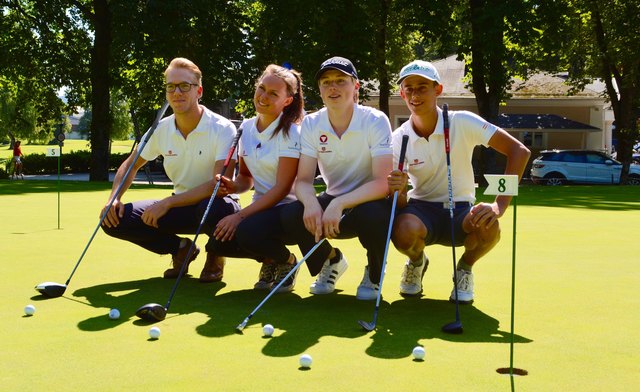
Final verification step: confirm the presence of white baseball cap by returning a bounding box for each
[397,60,441,85]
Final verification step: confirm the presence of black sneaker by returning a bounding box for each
[254,262,277,290]
[274,256,298,293]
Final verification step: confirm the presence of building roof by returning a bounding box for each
[421,55,606,98]
[497,113,600,131]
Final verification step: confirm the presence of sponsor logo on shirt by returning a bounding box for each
[319,135,328,144]
[409,158,424,166]
[165,150,177,157]
[319,146,332,154]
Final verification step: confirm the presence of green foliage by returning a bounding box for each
[4,150,129,174]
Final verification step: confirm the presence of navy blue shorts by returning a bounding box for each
[397,199,472,246]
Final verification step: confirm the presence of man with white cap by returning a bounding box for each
[281,56,393,300]
[388,60,530,303]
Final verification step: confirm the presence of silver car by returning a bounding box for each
[530,149,640,185]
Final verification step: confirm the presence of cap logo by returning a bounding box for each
[404,64,427,73]
[322,58,350,67]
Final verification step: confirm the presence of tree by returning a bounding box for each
[536,0,640,183]
[0,3,68,144]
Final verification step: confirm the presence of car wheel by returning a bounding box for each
[627,175,640,186]
[544,173,565,186]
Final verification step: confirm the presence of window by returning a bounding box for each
[521,131,544,148]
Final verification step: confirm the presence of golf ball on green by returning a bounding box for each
[263,324,274,337]
[109,308,120,320]
[412,346,426,360]
[299,354,312,368]
[24,304,36,316]
[149,326,161,339]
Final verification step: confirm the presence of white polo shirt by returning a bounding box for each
[301,104,393,196]
[392,108,497,203]
[239,115,301,204]
[140,106,237,194]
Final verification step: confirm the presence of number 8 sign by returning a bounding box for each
[484,174,519,196]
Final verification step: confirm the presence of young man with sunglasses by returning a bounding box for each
[100,57,238,283]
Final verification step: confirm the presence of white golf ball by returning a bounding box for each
[108,308,120,320]
[412,346,426,360]
[263,324,274,337]
[299,353,312,368]
[149,326,161,339]
[24,304,36,316]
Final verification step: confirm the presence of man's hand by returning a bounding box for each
[101,200,125,228]
[141,199,171,228]
[469,202,501,229]
[387,169,408,195]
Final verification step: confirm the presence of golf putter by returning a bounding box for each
[358,134,409,331]
[35,101,170,298]
[136,126,243,322]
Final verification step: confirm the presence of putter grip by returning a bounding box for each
[442,103,450,154]
[221,127,243,172]
[398,134,409,172]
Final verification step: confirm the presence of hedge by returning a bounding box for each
[2,151,130,176]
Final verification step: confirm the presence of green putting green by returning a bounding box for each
[2,180,639,391]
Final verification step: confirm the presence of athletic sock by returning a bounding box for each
[329,248,342,265]
[457,259,473,272]
[410,254,424,267]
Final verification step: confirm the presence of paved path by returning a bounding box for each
[20,171,173,186]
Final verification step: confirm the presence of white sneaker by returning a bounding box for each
[449,269,474,304]
[309,249,348,295]
[356,266,379,301]
[399,253,429,296]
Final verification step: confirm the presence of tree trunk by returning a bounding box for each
[375,0,391,117]
[469,0,506,179]
[89,0,112,181]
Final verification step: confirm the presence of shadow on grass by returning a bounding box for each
[72,278,531,359]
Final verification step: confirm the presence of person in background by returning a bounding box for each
[100,57,238,283]
[388,60,531,303]
[12,140,24,179]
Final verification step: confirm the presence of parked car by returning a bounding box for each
[530,149,640,185]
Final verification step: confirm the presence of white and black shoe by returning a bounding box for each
[309,249,348,295]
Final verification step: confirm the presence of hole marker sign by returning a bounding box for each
[484,174,519,196]
[47,147,61,157]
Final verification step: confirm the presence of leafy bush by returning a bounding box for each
[10,151,130,174]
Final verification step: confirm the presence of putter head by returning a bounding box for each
[358,320,376,332]
[441,320,463,334]
[35,282,67,298]
[235,319,248,334]
[135,303,167,322]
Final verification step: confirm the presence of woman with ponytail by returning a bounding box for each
[209,64,304,292]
